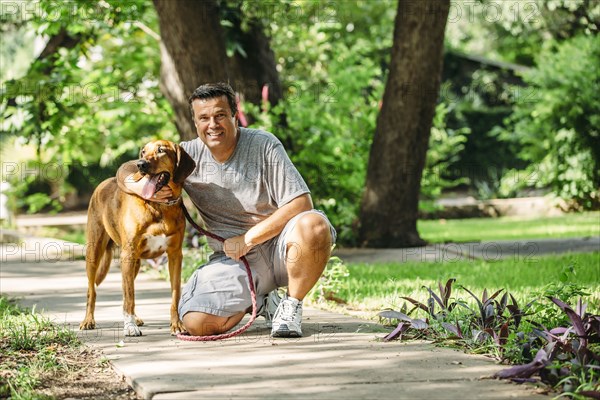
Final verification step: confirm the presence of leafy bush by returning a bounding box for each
[501,34,600,208]
[1,0,174,213]
[245,41,384,245]
[421,103,471,199]
[5,160,65,214]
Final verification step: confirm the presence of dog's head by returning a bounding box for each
[135,140,196,200]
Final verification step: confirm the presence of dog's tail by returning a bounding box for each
[95,240,114,286]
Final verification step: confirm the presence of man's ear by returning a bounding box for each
[174,144,196,183]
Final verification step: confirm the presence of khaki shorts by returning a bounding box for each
[178,210,337,318]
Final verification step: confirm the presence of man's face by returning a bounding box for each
[191,96,238,162]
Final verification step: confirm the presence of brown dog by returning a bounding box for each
[80,140,196,336]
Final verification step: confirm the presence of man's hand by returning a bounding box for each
[123,174,174,203]
[224,234,253,261]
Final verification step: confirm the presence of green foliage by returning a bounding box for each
[444,1,600,205]
[446,0,600,66]
[502,35,600,208]
[242,1,394,244]
[306,254,350,303]
[244,1,476,243]
[421,103,471,199]
[1,0,174,212]
[180,245,212,284]
[530,264,591,328]
[5,160,65,213]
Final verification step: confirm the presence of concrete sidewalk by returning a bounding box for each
[0,239,554,399]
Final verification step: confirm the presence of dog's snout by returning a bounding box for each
[136,159,150,172]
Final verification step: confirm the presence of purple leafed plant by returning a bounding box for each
[379,279,599,397]
[401,278,458,320]
[378,309,429,342]
[495,297,600,394]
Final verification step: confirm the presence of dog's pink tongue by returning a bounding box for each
[141,175,159,199]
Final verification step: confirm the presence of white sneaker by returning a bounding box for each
[259,290,281,328]
[271,294,303,337]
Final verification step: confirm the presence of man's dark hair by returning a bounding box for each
[188,82,238,118]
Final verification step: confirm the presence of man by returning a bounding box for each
[117,82,336,337]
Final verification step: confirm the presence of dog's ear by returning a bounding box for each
[173,144,196,183]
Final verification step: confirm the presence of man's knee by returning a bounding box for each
[286,213,333,265]
[294,213,332,245]
[182,312,229,336]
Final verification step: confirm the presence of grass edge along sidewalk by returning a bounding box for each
[0,296,140,399]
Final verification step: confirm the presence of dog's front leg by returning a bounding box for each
[167,248,185,335]
[121,254,143,336]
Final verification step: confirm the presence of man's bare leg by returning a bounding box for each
[285,212,333,299]
[182,311,245,336]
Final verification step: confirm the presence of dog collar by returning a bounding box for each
[164,197,182,206]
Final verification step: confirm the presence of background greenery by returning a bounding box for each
[1,0,599,244]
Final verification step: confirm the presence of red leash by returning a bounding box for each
[177,203,257,341]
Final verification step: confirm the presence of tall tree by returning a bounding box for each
[152,0,282,140]
[223,2,283,109]
[359,0,450,248]
[153,0,229,140]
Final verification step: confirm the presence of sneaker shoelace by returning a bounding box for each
[279,300,298,321]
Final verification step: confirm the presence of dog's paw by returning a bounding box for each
[79,319,96,330]
[123,321,143,336]
[123,313,142,336]
[135,316,144,326]
[170,320,186,336]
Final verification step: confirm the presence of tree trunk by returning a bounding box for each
[225,4,283,110]
[153,0,282,140]
[358,0,450,248]
[153,0,230,140]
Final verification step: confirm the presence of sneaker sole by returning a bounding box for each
[271,326,302,338]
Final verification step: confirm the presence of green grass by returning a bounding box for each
[418,211,600,243]
[336,252,600,313]
[38,226,87,244]
[0,296,80,398]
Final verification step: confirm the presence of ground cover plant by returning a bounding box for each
[0,296,139,399]
[325,252,599,398]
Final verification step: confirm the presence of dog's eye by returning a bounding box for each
[157,146,165,154]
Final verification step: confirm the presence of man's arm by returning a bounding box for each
[223,193,313,261]
[116,161,140,194]
[115,161,173,201]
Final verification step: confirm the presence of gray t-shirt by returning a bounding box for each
[181,128,310,251]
